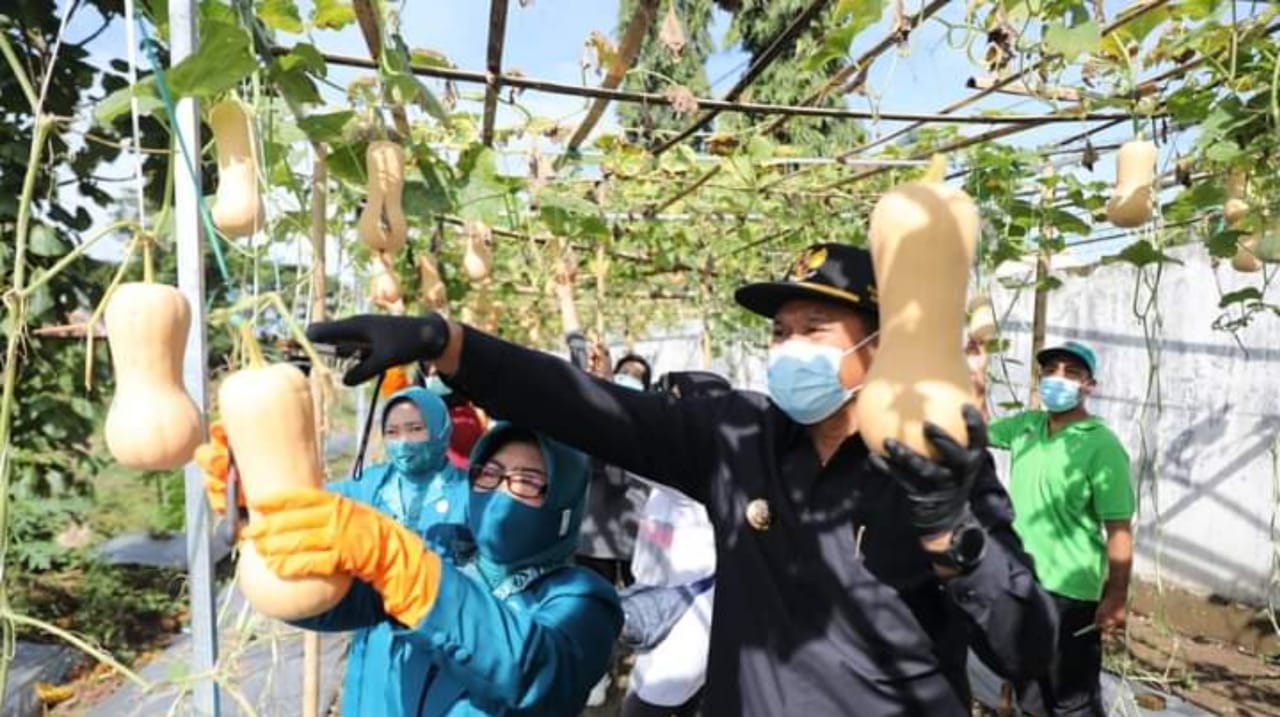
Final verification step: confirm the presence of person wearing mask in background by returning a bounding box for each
[422,364,487,470]
[305,242,1057,716]
[619,370,730,717]
[197,386,470,716]
[552,260,648,706]
[975,340,1135,717]
[201,417,620,715]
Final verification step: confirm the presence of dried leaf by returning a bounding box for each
[543,123,569,144]
[664,85,700,115]
[1176,156,1194,188]
[659,6,686,61]
[34,682,76,707]
[1082,140,1098,171]
[584,31,618,75]
[706,133,739,156]
[528,146,557,197]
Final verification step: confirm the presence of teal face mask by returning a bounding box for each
[387,439,444,477]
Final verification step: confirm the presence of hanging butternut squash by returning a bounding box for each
[1224,170,1249,226]
[856,179,980,459]
[1254,220,1280,264]
[369,251,406,315]
[1106,139,1157,228]
[966,294,997,343]
[358,141,408,254]
[462,221,493,281]
[1231,234,1262,273]
[209,100,265,238]
[219,360,352,620]
[417,253,448,310]
[103,283,202,470]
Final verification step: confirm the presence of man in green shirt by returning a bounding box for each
[976,340,1135,717]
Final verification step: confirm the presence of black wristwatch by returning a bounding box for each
[926,521,987,575]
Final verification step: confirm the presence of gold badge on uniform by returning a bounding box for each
[746,498,772,531]
[789,247,827,282]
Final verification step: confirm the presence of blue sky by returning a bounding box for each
[64,0,1208,264]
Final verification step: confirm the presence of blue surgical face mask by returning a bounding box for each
[1039,376,1082,414]
[386,439,442,477]
[614,374,645,392]
[767,332,878,425]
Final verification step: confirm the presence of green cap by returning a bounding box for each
[1037,340,1098,376]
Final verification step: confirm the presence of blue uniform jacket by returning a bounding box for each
[295,463,622,716]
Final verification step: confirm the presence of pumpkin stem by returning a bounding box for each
[240,323,265,369]
[923,154,947,183]
[141,234,154,283]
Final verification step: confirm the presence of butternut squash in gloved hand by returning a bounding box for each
[244,488,444,626]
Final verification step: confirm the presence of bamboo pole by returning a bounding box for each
[481,0,512,146]
[561,0,659,162]
[292,46,1138,125]
[303,143,329,717]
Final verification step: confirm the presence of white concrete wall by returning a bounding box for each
[987,243,1280,605]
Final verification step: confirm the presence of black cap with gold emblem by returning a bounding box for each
[734,243,878,319]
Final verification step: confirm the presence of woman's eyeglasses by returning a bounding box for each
[470,461,548,499]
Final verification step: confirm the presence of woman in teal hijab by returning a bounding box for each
[234,421,621,716]
[199,386,470,716]
[293,386,471,716]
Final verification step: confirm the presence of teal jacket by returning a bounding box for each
[294,387,469,716]
[296,425,622,716]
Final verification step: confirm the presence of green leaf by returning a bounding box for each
[808,0,885,71]
[278,43,326,76]
[1171,0,1218,20]
[312,0,356,30]
[1044,208,1091,236]
[1103,240,1184,268]
[275,70,322,105]
[1204,139,1242,164]
[27,225,65,258]
[297,110,355,143]
[1163,181,1223,222]
[93,81,162,126]
[409,48,452,69]
[167,19,256,99]
[1219,287,1262,308]
[539,191,608,238]
[257,0,303,33]
[1115,7,1169,46]
[1207,227,1246,259]
[456,146,511,224]
[1044,20,1101,62]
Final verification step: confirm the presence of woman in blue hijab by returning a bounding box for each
[226,422,622,716]
[197,386,469,716]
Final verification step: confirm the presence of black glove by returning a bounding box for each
[307,313,450,386]
[868,405,988,537]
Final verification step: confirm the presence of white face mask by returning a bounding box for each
[766,331,878,425]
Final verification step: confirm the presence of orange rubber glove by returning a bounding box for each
[192,422,244,515]
[379,364,413,398]
[243,488,444,627]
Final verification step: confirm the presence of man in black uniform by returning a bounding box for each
[306,243,1056,716]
